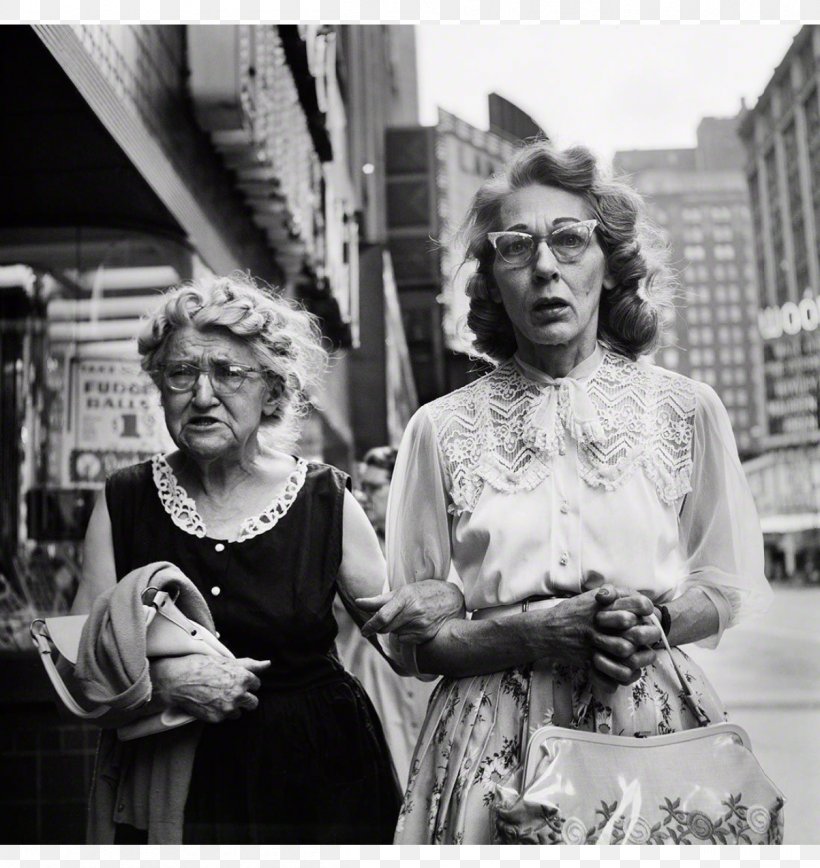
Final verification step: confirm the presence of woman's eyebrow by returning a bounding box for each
[504,217,582,232]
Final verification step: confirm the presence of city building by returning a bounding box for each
[614,116,766,459]
[736,25,820,583]
[386,99,544,402]
[339,24,420,454]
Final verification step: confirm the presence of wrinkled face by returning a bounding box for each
[357,464,391,534]
[490,184,613,358]
[158,326,279,462]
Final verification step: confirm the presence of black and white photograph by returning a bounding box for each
[0,10,817,850]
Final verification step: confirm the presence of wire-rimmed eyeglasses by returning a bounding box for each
[155,361,268,396]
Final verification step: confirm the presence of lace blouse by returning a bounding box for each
[385,344,772,672]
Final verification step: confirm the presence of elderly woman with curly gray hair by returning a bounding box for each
[71,273,463,843]
[367,140,773,843]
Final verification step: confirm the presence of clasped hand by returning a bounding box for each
[584,585,662,690]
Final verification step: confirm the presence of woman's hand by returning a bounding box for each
[357,580,466,644]
[543,586,661,688]
[150,655,271,724]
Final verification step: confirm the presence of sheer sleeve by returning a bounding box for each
[677,382,773,648]
[384,405,453,677]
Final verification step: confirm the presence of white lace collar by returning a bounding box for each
[426,349,696,513]
[151,453,309,543]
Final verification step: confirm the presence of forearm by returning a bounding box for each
[663,587,720,646]
[414,610,560,678]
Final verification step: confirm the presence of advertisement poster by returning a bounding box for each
[64,358,173,487]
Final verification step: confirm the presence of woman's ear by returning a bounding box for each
[261,376,285,417]
[485,273,503,304]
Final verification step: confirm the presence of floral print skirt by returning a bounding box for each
[394,649,726,844]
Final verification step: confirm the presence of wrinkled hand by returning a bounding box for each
[356,580,466,644]
[151,655,270,724]
[543,585,659,691]
[590,586,661,690]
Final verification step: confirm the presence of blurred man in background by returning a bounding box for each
[333,446,438,788]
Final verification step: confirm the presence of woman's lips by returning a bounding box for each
[531,299,570,320]
[187,417,221,428]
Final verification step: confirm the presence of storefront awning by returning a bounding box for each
[760,513,820,534]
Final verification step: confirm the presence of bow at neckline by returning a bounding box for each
[514,346,605,452]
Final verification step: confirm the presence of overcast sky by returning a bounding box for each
[416,24,803,162]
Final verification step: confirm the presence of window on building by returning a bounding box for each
[691,367,703,380]
[701,368,717,386]
[663,348,680,368]
[682,208,702,222]
[733,347,745,364]
[689,328,700,345]
[702,326,714,342]
[736,390,749,406]
[696,265,709,281]
[715,285,728,303]
[729,305,742,322]
[713,225,733,242]
[727,264,739,279]
[728,284,741,302]
[738,409,750,427]
[702,348,715,365]
[718,325,731,343]
[719,347,733,364]
[716,307,727,323]
[714,244,736,260]
[711,206,731,222]
[684,228,705,243]
[714,264,726,280]
[685,245,706,261]
[732,326,744,342]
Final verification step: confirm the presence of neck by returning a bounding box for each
[181,441,262,497]
[513,333,599,378]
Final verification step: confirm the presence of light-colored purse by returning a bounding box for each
[494,617,785,844]
[30,587,234,741]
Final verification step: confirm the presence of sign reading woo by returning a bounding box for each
[65,359,173,486]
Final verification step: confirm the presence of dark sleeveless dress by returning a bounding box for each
[106,458,402,844]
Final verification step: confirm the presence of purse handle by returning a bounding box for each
[30,620,110,719]
[648,612,711,727]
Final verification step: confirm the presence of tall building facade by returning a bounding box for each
[614,117,766,458]
[736,25,819,583]
[386,100,543,402]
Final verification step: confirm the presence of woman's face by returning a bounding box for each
[490,184,613,361]
[158,325,279,463]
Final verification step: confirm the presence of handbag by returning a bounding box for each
[30,586,234,741]
[494,615,785,844]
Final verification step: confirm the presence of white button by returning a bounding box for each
[559,552,569,566]
[215,631,221,639]
[560,500,569,515]
[214,543,225,552]
[211,586,221,596]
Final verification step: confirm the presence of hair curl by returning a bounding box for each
[459,141,675,362]
[137,272,328,451]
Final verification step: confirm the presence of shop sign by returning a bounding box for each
[758,292,820,441]
[65,359,172,487]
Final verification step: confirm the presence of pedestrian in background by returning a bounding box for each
[333,446,440,787]
[361,140,773,843]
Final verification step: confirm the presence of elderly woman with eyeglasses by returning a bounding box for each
[71,273,464,843]
[360,141,773,843]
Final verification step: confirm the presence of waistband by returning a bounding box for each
[471,595,566,621]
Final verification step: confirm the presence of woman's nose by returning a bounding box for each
[191,371,218,404]
[533,240,560,281]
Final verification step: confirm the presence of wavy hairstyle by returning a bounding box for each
[138,272,327,450]
[459,141,674,362]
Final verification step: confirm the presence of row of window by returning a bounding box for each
[685,263,756,284]
[682,225,736,244]
[684,244,739,261]
[681,206,733,223]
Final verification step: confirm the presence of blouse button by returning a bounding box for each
[560,500,569,515]
[559,552,569,566]
[211,586,221,597]
[214,543,225,552]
